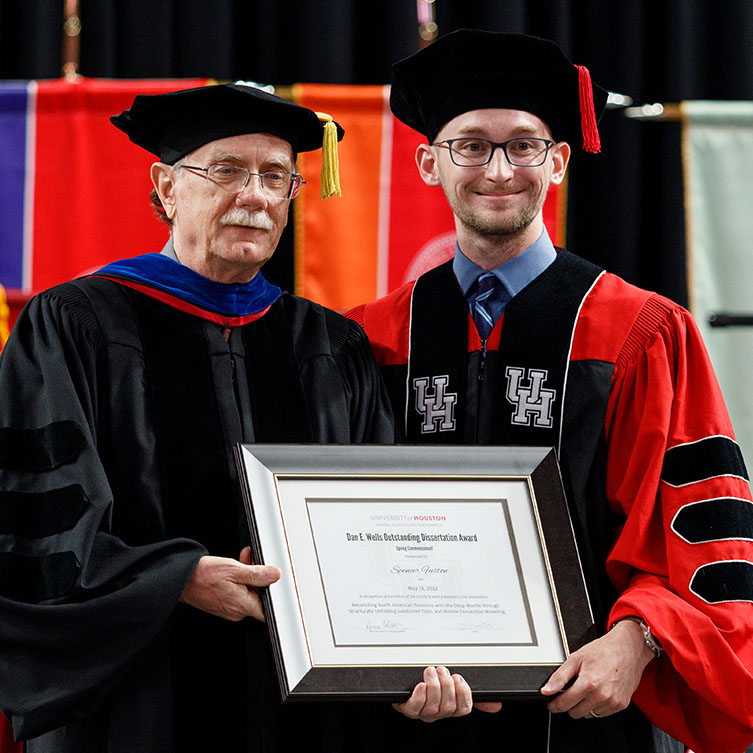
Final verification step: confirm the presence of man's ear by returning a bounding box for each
[150,162,178,220]
[415,143,442,187]
[549,142,571,186]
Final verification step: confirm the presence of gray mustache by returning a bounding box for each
[220,208,274,229]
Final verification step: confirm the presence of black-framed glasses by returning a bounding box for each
[432,137,556,167]
[179,163,306,199]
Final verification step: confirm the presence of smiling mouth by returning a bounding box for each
[472,183,522,195]
[475,190,522,198]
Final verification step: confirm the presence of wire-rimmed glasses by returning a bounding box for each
[432,137,556,167]
[179,163,306,199]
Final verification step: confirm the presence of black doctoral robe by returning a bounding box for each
[0,274,478,752]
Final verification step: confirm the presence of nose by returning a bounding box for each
[484,145,515,181]
[235,173,269,208]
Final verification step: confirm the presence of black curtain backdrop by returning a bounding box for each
[2,0,753,304]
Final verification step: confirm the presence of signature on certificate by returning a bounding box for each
[456,621,496,632]
[365,619,407,633]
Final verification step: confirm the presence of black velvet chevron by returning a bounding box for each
[691,560,753,604]
[662,436,748,487]
[0,551,80,602]
[0,485,89,539]
[0,421,86,472]
[672,498,753,543]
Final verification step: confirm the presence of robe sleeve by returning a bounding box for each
[0,290,207,740]
[330,316,396,444]
[295,304,395,444]
[604,298,753,753]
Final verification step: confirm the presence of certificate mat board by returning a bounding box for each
[234,444,594,702]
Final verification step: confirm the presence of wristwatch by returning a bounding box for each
[614,616,663,659]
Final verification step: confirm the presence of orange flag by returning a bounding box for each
[0,284,8,352]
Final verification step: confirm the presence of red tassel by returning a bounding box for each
[576,65,601,154]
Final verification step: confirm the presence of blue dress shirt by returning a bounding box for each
[453,227,557,330]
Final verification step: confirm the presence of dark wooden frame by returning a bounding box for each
[234,444,595,703]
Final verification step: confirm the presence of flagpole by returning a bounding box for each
[62,0,81,80]
[623,102,681,121]
[416,0,437,49]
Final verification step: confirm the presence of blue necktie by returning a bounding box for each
[470,272,502,339]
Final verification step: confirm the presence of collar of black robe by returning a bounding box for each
[93,252,281,325]
[405,251,603,447]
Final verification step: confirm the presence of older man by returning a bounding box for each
[348,31,753,753]
[0,84,488,753]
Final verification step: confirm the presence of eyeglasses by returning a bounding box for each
[179,163,306,199]
[432,137,556,167]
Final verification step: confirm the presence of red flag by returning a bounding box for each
[384,117,456,291]
[31,77,209,292]
[0,711,16,753]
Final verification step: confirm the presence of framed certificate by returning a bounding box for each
[234,444,594,702]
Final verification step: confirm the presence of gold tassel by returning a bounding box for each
[316,111,341,199]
